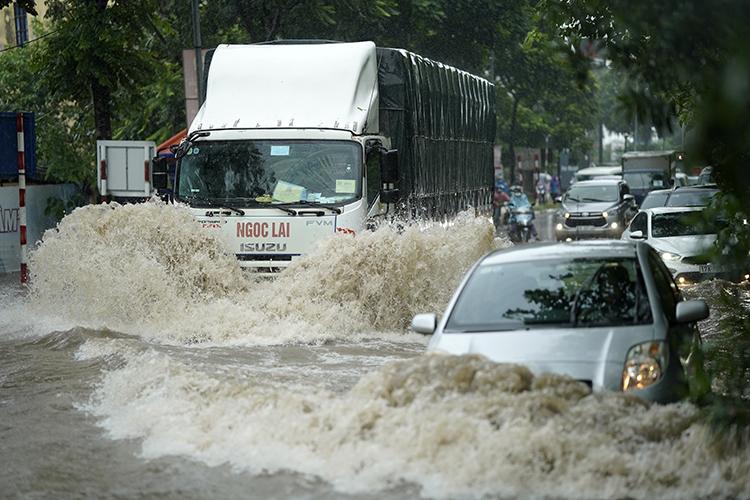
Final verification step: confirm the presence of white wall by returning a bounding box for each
[0,184,76,273]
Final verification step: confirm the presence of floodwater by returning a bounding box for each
[1,201,748,499]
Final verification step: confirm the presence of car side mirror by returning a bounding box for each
[411,313,437,335]
[629,230,646,240]
[675,300,709,323]
[380,149,399,184]
[152,157,169,190]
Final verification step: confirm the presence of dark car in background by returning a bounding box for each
[555,179,637,240]
[639,185,720,210]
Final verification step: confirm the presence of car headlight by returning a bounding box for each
[621,341,668,391]
[659,251,681,262]
[555,223,563,231]
[564,212,571,219]
[610,222,619,230]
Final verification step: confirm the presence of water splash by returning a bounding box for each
[80,348,750,499]
[27,200,501,345]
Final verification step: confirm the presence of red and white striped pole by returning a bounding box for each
[16,112,28,284]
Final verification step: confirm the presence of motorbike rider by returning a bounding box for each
[508,186,538,240]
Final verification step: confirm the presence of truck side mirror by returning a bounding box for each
[152,157,169,190]
[380,149,399,184]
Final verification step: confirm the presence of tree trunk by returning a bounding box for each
[91,79,112,140]
[508,96,520,185]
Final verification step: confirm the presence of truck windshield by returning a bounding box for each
[176,140,362,205]
[623,171,667,190]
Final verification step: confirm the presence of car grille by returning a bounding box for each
[565,216,607,228]
[682,255,711,265]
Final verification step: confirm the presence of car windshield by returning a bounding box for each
[565,185,619,203]
[665,189,718,207]
[623,171,667,190]
[651,211,717,237]
[177,140,362,205]
[640,191,669,209]
[445,258,652,331]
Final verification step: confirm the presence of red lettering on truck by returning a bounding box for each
[237,221,290,238]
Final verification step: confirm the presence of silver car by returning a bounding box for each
[411,241,709,403]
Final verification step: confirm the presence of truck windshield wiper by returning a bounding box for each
[273,199,342,214]
[181,196,245,216]
[221,197,298,216]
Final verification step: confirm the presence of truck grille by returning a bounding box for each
[235,254,297,262]
[565,216,607,228]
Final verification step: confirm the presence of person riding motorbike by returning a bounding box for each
[508,186,538,241]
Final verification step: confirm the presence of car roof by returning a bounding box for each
[482,241,639,266]
[569,179,622,186]
[575,166,622,175]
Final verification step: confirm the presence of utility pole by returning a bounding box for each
[192,0,204,105]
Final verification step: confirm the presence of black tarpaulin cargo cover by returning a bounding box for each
[376,48,495,216]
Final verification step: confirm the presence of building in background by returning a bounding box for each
[0,1,46,50]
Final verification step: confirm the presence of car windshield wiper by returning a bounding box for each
[522,319,573,326]
[221,197,298,216]
[581,197,607,202]
[273,199,342,214]
[566,196,580,202]
[181,196,245,216]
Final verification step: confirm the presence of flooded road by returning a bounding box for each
[1,201,749,499]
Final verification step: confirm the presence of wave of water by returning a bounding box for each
[27,200,501,345]
[77,345,750,499]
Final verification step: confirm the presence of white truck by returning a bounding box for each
[150,41,495,271]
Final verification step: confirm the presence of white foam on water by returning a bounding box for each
[83,349,750,499]
[27,200,500,345]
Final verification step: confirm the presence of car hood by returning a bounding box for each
[429,325,656,389]
[562,201,616,214]
[649,234,715,257]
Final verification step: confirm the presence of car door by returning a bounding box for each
[646,249,706,399]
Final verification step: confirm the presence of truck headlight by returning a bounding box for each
[659,251,681,262]
[621,341,668,391]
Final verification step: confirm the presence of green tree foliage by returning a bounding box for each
[492,3,595,180]
[0,0,37,15]
[0,33,93,187]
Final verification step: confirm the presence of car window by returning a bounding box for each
[445,258,652,331]
[651,211,717,237]
[647,251,679,321]
[665,190,718,207]
[640,192,668,209]
[565,185,619,203]
[630,212,648,234]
